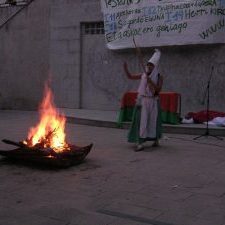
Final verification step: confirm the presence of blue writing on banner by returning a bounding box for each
[101,0,225,48]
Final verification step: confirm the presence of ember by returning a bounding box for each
[0,82,93,168]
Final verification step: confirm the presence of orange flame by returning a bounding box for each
[24,83,70,152]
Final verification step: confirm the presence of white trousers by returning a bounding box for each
[139,96,158,139]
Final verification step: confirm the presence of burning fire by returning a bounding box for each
[23,83,70,153]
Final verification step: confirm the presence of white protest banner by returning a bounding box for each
[101,0,225,49]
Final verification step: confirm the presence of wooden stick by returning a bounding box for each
[2,139,25,148]
[132,37,156,95]
[132,36,146,74]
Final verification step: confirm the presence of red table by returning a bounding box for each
[117,91,181,125]
[160,92,181,114]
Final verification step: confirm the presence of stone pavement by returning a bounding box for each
[0,110,225,225]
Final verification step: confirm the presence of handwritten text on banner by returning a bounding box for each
[101,0,225,49]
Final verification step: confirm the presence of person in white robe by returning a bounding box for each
[123,49,163,151]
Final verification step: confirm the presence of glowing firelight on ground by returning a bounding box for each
[23,82,70,152]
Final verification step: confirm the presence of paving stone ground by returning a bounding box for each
[0,110,225,225]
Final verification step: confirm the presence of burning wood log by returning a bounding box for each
[0,81,93,168]
[0,139,93,168]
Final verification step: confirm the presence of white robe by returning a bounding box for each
[137,67,159,139]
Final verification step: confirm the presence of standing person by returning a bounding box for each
[123,49,163,151]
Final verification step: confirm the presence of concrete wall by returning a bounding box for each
[0,0,50,110]
[50,0,140,110]
[49,0,82,109]
[0,0,224,116]
[0,5,23,25]
[50,0,225,115]
[159,44,225,114]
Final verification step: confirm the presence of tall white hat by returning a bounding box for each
[148,49,161,67]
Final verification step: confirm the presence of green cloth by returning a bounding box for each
[127,103,162,144]
[161,111,180,124]
[117,107,180,126]
[117,107,134,127]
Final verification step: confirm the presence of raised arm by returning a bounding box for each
[123,62,142,80]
